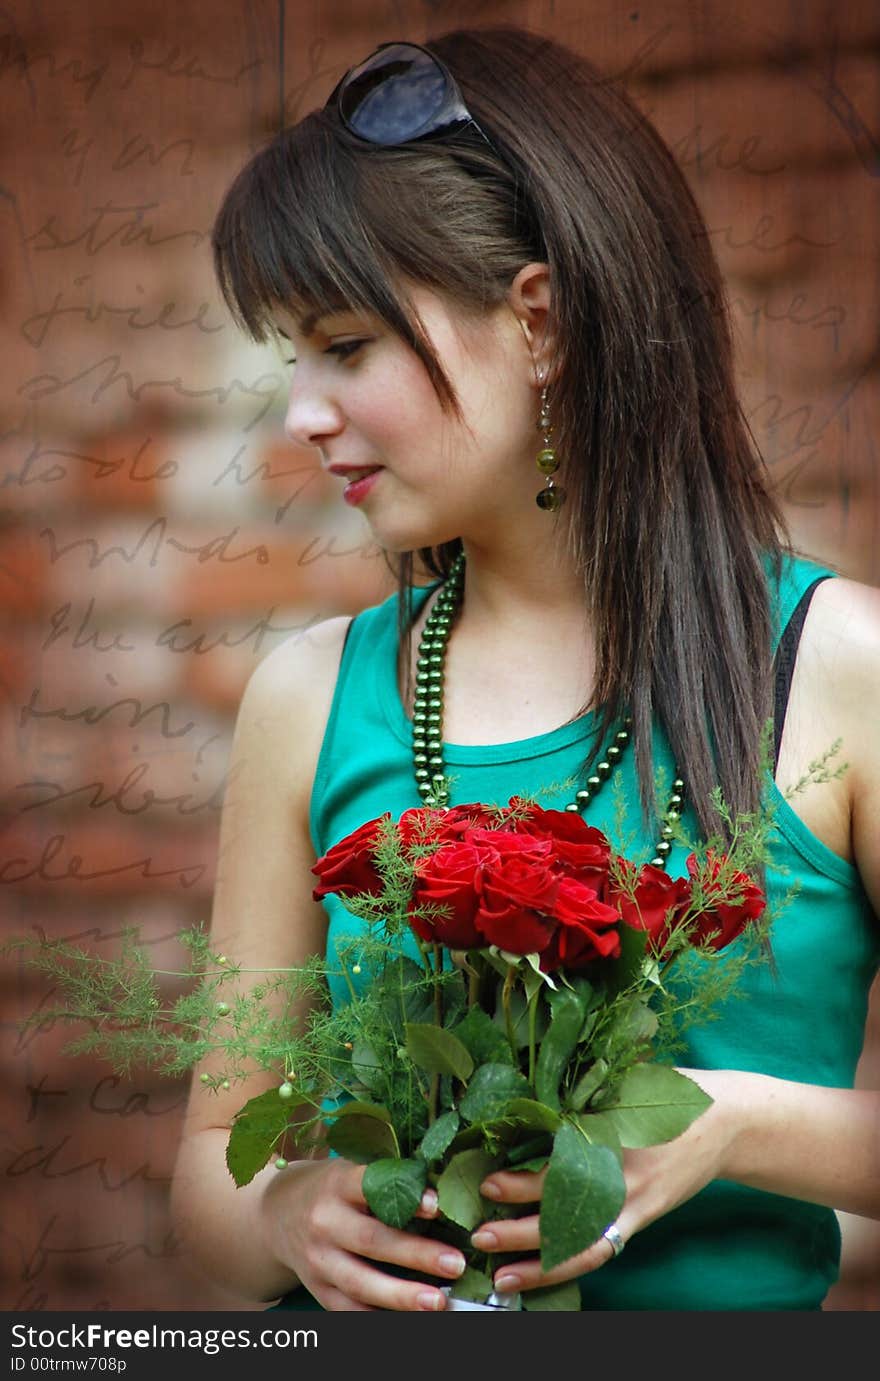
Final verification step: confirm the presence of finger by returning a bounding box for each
[479,1168,546,1204]
[343,1207,466,1284]
[471,1212,540,1255]
[329,1251,449,1312]
[339,1164,438,1220]
[333,1160,369,1204]
[319,1286,379,1312]
[413,1187,439,1220]
[491,1227,627,1295]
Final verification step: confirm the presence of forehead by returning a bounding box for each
[273,282,505,357]
[272,302,369,340]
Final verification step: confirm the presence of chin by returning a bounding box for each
[364,518,461,558]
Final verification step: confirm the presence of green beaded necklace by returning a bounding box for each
[411,551,685,869]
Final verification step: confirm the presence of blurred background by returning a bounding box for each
[1,0,878,1311]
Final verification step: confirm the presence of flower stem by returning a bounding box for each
[338,957,358,1004]
[468,964,479,1010]
[527,983,539,1086]
[428,944,444,1127]
[502,966,517,1060]
[433,944,443,1026]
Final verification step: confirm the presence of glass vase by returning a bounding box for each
[441,1286,523,1312]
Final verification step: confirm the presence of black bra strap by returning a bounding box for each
[341,616,354,658]
[772,576,832,771]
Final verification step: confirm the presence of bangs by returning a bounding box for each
[212,112,400,339]
[213,117,442,368]
[210,111,530,413]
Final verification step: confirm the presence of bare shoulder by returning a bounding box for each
[800,576,880,722]
[775,575,880,872]
[208,610,353,962]
[806,574,880,656]
[802,576,880,908]
[232,614,353,803]
[241,613,353,714]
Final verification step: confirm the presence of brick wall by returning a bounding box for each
[1,0,877,1311]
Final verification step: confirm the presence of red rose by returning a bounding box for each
[408,842,483,949]
[610,862,692,954]
[398,802,498,854]
[464,825,555,862]
[311,815,388,900]
[539,877,621,971]
[475,850,559,954]
[686,851,766,950]
[512,801,612,887]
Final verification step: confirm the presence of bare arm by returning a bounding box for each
[169,616,346,1303]
[472,575,880,1293]
[169,616,465,1310]
[711,575,880,1218]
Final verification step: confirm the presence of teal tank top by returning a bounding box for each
[301,553,878,1312]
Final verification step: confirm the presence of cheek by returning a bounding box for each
[360,371,456,452]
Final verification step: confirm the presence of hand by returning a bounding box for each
[471,1068,743,1296]
[260,1156,466,1311]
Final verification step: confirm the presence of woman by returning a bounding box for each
[169,28,880,1311]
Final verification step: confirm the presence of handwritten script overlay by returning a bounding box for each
[1,1,877,1313]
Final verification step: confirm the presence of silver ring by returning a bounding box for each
[602,1222,625,1258]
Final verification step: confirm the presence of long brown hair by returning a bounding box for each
[211,25,788,841]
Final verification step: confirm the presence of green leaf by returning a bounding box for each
[459,1063,533,1125]
[535,984,588,1110]
[377,957,435,1032]
[452,1007,514,1066]
[450,1265,495,1303]
[522,1279,582,1311]
[437,1147,497,1230]
[504,1098,562,1133]
[328,1099,392,1123]
[493,982,549,1048]
[324,1102,398,1163]
[225,1087,301,1188]
[447,1123,485,1156]
[607,922,648,994]
[350,1041,384,1095]
[539,1122,625,1273]
[505,1132,554,1168]
[605,994,659,1046]
[404,1023,474,1080]
[362,1157,426,1229]
[510,1154,552,1173]
[418,1110,460,1164]
[574,1112,622,1153]
[566,1058,610,1112]
[593,1063,713,1147]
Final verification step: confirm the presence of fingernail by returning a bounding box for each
[439,1252,465,1277]
[481,1181,501,1199]
[494,1273,520,1293]
[418,1290,444,1311]
[421,1189,438,1212]
[470,1229,498,1249]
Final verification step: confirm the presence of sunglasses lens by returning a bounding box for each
[337,44,463,144]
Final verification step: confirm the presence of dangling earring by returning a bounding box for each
[535,370,566,511]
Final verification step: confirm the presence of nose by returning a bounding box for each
[283,374,345,451]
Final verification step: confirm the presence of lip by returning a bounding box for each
[335,467,383,506]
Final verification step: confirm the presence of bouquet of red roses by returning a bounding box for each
[228,794,766,1310]
[5,791,767,1311]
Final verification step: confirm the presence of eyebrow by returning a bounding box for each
[277,309,341,342]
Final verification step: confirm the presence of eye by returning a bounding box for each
[325,339,366,362]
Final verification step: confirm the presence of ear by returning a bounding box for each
[506,262,555,385]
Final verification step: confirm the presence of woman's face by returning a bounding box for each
[275,282,543,554]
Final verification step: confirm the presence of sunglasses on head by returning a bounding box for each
[325,41,497,154]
